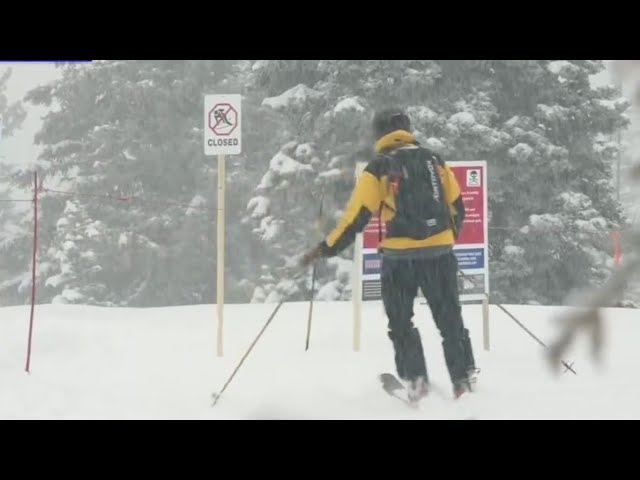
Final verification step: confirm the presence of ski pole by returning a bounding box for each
[212,299,285,406]
[493,302,577,375]
[211,266,307,406]
[457,269,577,375]
[304,265,317,351]
[304,195,324,351]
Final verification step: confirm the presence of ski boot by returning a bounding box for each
[407,376,429,404]
[467,367,480,386]
[453,377,473,399]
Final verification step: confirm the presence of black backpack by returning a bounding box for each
[382,145,452,241]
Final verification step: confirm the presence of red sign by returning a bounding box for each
[451,165,485,245]
[363,215,386,249]
[208,103,238,136]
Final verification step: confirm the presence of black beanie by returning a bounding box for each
[372,108,411,140]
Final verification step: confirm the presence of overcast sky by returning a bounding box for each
[0,63,62,166]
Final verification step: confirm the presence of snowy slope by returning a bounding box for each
[1,301,638,419]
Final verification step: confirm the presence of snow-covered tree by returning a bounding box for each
[490,60,629,303]
[2,60,628,307]
[247,60,629,305]
[2,60,261,306]
[0,67,28,305]
[497,192,617,305]
[0,60,309,306]
[0,68,26,140]
[44,199,106,304]
[246,61,450,302]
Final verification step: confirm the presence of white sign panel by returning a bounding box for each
[204,94,242,156]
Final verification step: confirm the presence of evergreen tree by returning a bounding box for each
[0,68,26,140]
[246,60,447,302]
[2,60,627,307]
[489,60,628,303]
[43,198,106,304]
[248,60,629,305]
[0,67,28,305]
[4,60,261,306]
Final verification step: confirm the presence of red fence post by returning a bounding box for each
[25,171,38,373]
[611,230,622,267]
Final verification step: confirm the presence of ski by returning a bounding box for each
[378,372,419,408]
[378,372,478,419]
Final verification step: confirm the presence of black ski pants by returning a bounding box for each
[381,251,475,385]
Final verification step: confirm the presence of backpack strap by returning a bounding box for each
[430,152,457,234]
[378,203,383,244]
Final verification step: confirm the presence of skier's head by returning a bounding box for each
[372,108,411,140]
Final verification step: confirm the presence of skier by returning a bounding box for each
[300,108,477,401]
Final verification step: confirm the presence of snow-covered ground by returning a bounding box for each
[1,301,638,420]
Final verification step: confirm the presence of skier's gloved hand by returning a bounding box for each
[300,242,327,267]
